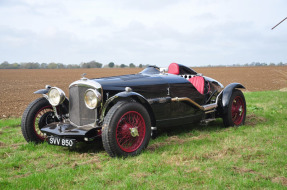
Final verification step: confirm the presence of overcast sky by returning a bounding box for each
[0,0,286,67]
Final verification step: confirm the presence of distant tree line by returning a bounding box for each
[0,61,286,69]
[201,62,287,67]
[0,61,151,69]
[0,61,81,69]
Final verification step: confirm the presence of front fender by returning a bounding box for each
[221,83,245,113]
[34,89,49,94]
[34,85,51,94]
[100,91,156,126]
[114,91,150,104]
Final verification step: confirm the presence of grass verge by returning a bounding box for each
[0,91,286,189]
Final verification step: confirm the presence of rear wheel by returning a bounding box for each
[102,101,151,157]
[21,97,57,143]
[223,89,246,127]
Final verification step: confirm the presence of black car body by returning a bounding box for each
[21,63,246,157]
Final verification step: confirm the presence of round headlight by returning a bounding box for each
[48,87,66,106]
[84,89,102,109]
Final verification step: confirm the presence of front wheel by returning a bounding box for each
[222,89,246,127]
[21,97,57,143]
[102,101,151,157]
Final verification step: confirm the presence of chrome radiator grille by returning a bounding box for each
[69,85,96,126]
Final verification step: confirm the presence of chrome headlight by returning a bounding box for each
[47,87,66,106]
[84,89,102,109]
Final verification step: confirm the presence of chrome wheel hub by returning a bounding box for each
[130,127,139,137]
[239,106,243,115]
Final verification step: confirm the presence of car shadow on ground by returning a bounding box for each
[66,113,264,155]
[68,119,228,154]
[68,138,105,154]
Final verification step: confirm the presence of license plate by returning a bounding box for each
[48,136,76,148]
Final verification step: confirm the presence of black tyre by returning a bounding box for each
[102,101,151,157]
[222,89,246,127]
[21,97,56,143]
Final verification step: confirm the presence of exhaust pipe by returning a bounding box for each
[171,91,223,112]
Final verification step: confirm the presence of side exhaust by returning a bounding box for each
[171,91,223,112]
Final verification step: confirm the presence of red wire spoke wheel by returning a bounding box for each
[116,111,146,152]
[102,101,151,157]
[21,97,56,143]
[231,96,245,125]
[223,89,246,127]
[33,106,54,140]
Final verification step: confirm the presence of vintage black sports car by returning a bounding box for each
[21,63,246,157]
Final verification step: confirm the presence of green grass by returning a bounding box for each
[0,91,287,189]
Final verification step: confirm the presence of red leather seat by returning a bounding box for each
[168,62,206,94]
[189,76,205,95]
[168,63,180,75]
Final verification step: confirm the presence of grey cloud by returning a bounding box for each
[91,17,112,27]
[0,0,26,6]
[0,26,84,63]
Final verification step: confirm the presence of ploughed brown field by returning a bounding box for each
[0,66,286,118]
